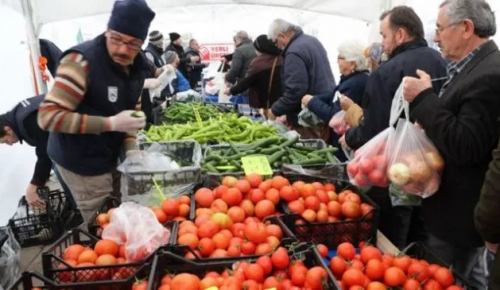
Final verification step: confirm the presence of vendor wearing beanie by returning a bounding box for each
[165,32,199,78]
[37,0,168,222]
[224,34,283,115]
[145,30,166,67]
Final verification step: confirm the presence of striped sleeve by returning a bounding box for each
[38,52,112,134]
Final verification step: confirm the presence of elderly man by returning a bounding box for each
[403,0,499,287]
[144,30,166,68]
[225,31,257,91]
[267,19,336,139]
[166,32,199,78]
[340,6,447,250]
[37,0,166,222]
[185,39,209,90]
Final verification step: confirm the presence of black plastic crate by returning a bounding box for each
[9,188,68,247]
[148,242,340,290]
[402,242,474,289]
[8,271,64,290]
[87,196,121,237]
[281,173,380,249]
[168,216,297,261]
[41,225,176,288]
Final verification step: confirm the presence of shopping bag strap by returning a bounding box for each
[267,57,279,109]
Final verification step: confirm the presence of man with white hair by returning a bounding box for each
[267,19,336,138]
[225,31,257,93]
[403,0,499,287]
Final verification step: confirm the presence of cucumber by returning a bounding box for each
[131,111,145,118]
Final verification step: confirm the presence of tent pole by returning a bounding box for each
[21,0,47,95]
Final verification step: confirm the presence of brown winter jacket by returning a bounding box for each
[229,53,283,109]
[476,136,500,289]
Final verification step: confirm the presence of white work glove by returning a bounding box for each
[161,64,176,76]
[109,110,146,133]
[143,78,161,89]
[190,56,200,63]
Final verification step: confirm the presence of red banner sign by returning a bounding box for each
[199,43,235,61]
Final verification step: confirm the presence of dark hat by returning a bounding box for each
[108,0,155,41]
[169,32,181,42]
[253,34,281,56]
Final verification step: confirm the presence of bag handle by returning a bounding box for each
[267,57,279,110]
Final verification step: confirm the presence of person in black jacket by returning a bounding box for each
[267,19,336,139]
[165,32,199,78]
[144,30,166,67]
[301,39,369,160]
[339,6,447,250]
[185,39,209,90]
[0,95,77,213]
[39,39,63,76]
[224,35,283,116]
[403,1,498,287]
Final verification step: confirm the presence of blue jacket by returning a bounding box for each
[345,39,447,150]
[176,69,191,92]
[307,70,369,122]
[271,29,336,126]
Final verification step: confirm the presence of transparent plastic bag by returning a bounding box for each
[329,110,351,136]
[389,184,423,206]
[298,107,325,128]
[387,118,443,198]
[0,227,20,289]
[102,202,170,262]
[346,127,394,187]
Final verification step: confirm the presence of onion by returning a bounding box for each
[388,163,410,186]
[424,151,444,172]
[409,161,432,182]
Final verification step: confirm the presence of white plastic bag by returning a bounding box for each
[0,227,20,289]
[298,107,325,128]
[150,65,177,99]
[329,110,351,136]
[102,202,170,262]
[117,143,180,174]
[387,118,443,198]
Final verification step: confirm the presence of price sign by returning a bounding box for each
[241,155,273,176]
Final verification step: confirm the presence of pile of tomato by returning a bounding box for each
[329,242,464,290]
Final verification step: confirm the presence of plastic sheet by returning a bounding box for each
[0,227,20,289]
[102,202,170,262]
[329,110,351,135]
[298,107,325,128]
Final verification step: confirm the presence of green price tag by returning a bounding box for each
[241,155,273,176]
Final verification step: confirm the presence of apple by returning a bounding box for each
[347,161,359,176]
[360,159,374,174]
[388,163,410,186]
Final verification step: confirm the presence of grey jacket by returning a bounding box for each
[225,39,257,85]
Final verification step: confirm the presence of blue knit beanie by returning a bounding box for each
[108,0,155,41]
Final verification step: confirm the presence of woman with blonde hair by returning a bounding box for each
[301,39,369,160]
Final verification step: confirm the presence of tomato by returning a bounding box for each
[209,249,227,258]
[249,188,266,204]
[271,176,290,190]
[305,267,328,290]
[64,244,86,261]
[317,210,329,222]
[293,181,306,191]
[178,225,198,236]
[434,267,454,288]
[259,179,273,192]
[273,269,289,280]
[211,199,229,213]
[360,246,383,264]
[316,190,330,204]
[345,193,361,204]
[94,239,119,257]
[178,233,199,250]
[280,185,300,202]
[317,244,329,258]
[57,260,76,282]
[324,183,336,192]
[242,280,260,290]
[266,224,283,239]
[222,188,243,206]
[302,209,317,222]
[311,182,325,191]
[161,274,173,285]
[267,236,280,250]
[384,267,407,287]
[75,262,98,282]
[327,201,342,217]
[423,279,444,290]
[255,243,273,255]
[360,159,374,174]
[198,220,220,239]
[263,276,282,290]
[408,262,429,282]
[244,263,265,283]
[365,259,385,281]
[222,176,238,187]
[341,201,362,219]
[330,256,347,278]
[349,286,365,290]
[348,259,364,271]
[257,256,273,275]
[244,222,268,244]
[132,280,148,290]
[199,277,218,289]
[393,255,412,273]
[445,286,463,290]
[170,273,200,290]
[77,250,98,264]
[342,268,365,287]
[427,264,441,279]
[198,238,215,257]
[266,188,281,205]
[404,279,421,290]
[290,266,308,287]
[240,240,256,255]
[162,198,180,216]
[382,253,394,268]
[245,173,263,188]
[227,206,246,223]
[178,204,190,218]
[288,200,305,214]
[240,199,255,217]
[366,282,386,290]
[210,213,233,229]
[360,203,374,219]
[347,161,360,176]
[300,184,317,198]
[337,242,356,261]
[271,247,290,269]
[230,223,246,239]
[234,179,252,194]
[212,233,230,250]
[281,279,294,290]
[255,200,276,219]
[304,196,321,211]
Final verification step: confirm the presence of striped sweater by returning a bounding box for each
[38,52,154,153]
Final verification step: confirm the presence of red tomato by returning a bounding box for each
[434,267,454,288]
[360,246,383,264]
[271,248,290,269]
[330,256,347,278]
[342,268,365,288]
[408,262,430,282]
[244,263,265,283]
[365,259,385,281]
[384,267,407,287]
[256,256,273,275]
[305,267,328,290]
[337,242,356,261]
[317,244,329,258]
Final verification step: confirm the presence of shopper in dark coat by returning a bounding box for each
[165,32,198,78]
[225,31,257,86]
[225,35,283,111]
[39,39,63,76]
[404,1,499,287]
[185,39,209,89]
[267,19,336,129]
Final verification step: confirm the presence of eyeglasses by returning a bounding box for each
[107,34,142,51]
[435,23,457,35]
